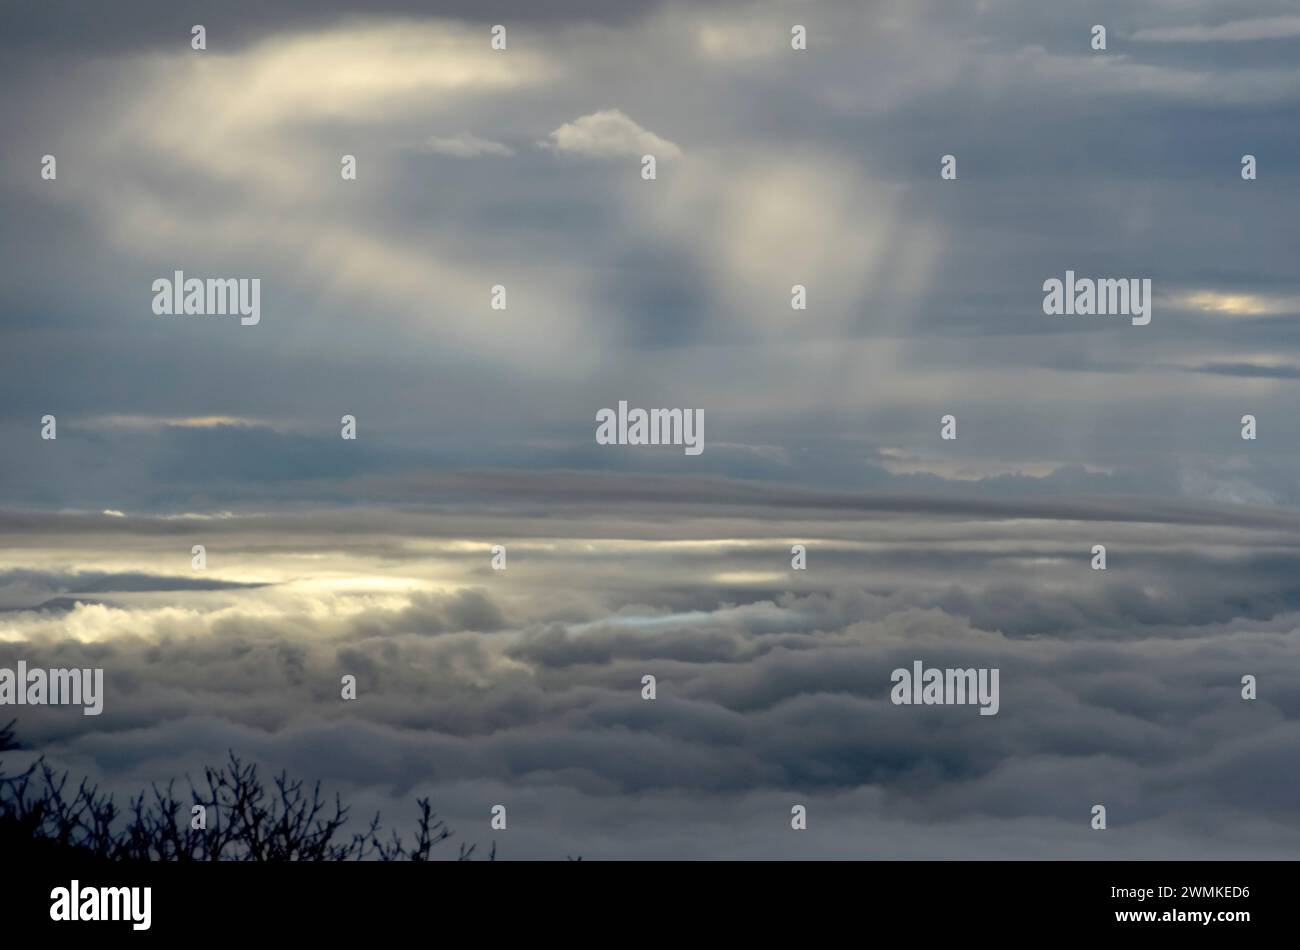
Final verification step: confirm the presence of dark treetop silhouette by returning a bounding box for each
[0,720,504,861]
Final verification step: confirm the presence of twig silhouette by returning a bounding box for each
[0,721,521,861]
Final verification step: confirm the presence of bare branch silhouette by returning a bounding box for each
[0,722,529,861]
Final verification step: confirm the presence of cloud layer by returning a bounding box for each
[2,496,1298,858]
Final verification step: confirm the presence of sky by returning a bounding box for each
[1,0,1299,857]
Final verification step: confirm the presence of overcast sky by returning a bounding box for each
[2,0,1299,857]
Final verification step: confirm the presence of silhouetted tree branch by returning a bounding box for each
[0,721,507,861]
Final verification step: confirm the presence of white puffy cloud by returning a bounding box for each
[541,109,682,159]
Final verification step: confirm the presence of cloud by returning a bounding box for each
[3,501,1300,856]
[421,132,514,157]
[693,19,785,60]
[1132,16,1300,43]
[0,20,599,381]
[0,568,270,612]
[975,45,1300,106]
[99,415,269,431]
[1174,290,1300,317]
[5,0,1300,510]
[0,0,716,53]
[1188,361,1300,380]
[541,109,682,159]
